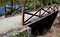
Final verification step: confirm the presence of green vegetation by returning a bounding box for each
[10,34,28,37]
[10,35,19,37]
[54,0,60,4]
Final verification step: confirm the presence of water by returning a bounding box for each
[0,5,21,14]
[0,5,11,14]
[0,6,4,14]
[0,4,33,14]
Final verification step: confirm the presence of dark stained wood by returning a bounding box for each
[4,4,7,18]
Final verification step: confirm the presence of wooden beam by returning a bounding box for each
[22,9,24,26]
[4,4,7,18]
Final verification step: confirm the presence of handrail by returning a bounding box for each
[41,5,58,15]
[22,4,58,25]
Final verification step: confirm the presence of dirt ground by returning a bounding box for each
[37,14,60,37]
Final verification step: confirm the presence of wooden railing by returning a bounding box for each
[21,4,59,26]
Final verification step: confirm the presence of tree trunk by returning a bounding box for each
[4,4,7,17]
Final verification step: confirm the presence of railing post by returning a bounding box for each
[22,8,24,26]
[38,4,43,16]
[39,10,41,16]
[55,5,58,11]
[4,4,7,18]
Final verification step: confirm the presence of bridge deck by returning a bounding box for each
[0,11,43,35]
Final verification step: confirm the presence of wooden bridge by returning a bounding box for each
[0,5,59,36]
[23,5,59,36]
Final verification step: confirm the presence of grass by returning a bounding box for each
[10,35,29,37]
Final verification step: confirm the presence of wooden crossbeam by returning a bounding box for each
[41,6,56,15]
[25,12,40,17]
[24,8,42,23]
[42,9,50,13]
